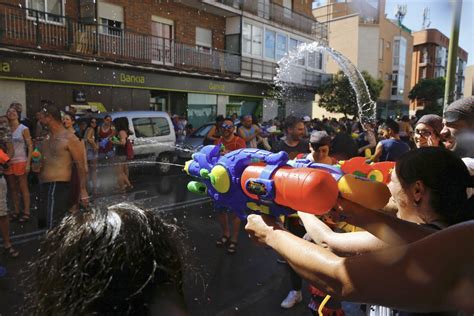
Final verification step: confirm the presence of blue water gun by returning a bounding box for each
[184,145,391,219]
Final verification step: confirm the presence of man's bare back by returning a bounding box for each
[40,129,78,183]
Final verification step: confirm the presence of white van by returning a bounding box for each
[95,111,177,174]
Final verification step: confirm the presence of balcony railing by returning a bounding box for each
[0,3,241,76]
[214,0,328,41]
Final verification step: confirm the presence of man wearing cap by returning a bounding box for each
[414,114,443,148]
[305,131,337,165]
[441,96,474,158]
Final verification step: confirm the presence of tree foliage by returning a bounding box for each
[408,77,445,115]
[317,70,384,117]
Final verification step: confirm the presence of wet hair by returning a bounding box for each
[396,147,474,225]
[41,102,62,122]
[25,204,183,315]
[381,119,400,134]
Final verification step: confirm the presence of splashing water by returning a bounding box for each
[275,42,376,125]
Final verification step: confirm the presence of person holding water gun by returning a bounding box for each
[246,147,474,315]
[213,118,246,254]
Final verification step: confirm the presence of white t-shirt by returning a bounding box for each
[11,124,28,163]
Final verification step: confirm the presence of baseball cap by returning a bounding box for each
[303,115,311,122]
[417,114,443,135]
[444,96,474,124]
[309,131,331,146]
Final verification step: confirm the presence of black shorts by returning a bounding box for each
[38,182,71,230]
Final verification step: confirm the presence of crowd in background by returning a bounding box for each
[0,102,135,260]
[0,96,472,315]
[204,96,474,315]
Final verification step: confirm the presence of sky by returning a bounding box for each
[384,0,473,65]
[313,0,474,66]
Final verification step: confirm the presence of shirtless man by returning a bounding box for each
[38,103,88,229]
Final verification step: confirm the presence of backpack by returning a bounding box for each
[125,139,134,160]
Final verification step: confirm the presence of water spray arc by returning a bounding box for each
[275,42,377,125]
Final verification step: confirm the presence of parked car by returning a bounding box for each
[176,122,214,160]
[92,111,177,174]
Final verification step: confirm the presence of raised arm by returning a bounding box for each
[335,198,437,246]
[246,215,474,313]
[298,211,388,255]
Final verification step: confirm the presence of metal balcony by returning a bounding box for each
[0,3,241,76]
[211,0,327,40]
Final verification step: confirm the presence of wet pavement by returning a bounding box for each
[0,164,364,316]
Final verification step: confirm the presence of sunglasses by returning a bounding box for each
[221,123,234,129]
[91,120,97,124]
[415,129,432,138]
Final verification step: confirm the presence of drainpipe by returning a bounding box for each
[443,0,462,111]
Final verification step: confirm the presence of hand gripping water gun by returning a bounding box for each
[184,145,391,219]
[31,148,42,173]
[32,148,42,163]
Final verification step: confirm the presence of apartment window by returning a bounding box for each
[151,17,173,64]
[308,52,322,69]
[265,30,276,59]
[26,0,64,23]
[393,39,400,66]
[289,38,305,66]
[243,23,262,57]
[283,0,292,19]
[258,0,270,19]
[98,1,124,36]
[276,34,287,61]
[196,27,212,53]
[100,18,122,36]
[379,39,384,60]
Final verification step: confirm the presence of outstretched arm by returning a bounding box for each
[335,198,437,246]
[246,215,474,313]
[298,211,388,254]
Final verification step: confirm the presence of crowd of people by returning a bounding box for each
[0,96,472,315]
[205,97,473,314]
[0,101,136,258]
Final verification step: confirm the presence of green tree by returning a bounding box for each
[408,77,445,115]
[317,70,384,117]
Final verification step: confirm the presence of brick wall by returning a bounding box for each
[99,0,226,50]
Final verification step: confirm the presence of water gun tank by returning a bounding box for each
[241,164,339,215]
